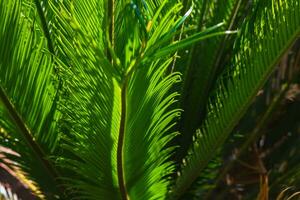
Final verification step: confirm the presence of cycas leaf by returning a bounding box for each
[0,0,63,198]
[124,59,181,199]
[151,24,236,59]
[52,1,182,199]
[66,0,106,51]
[176,0,242,161]
[51,0,227,199]
[171,0,300,198]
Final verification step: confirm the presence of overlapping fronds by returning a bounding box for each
[1,0,298,199]
[0,0,62,198]
[171,0,300,198]
[176,0,242,160]
[50,1,183,199]
[49,0,230,199]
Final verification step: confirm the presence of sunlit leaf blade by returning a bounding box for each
[0,0,62,198]
[124,59,181,199]
[153,28,236,58]
[53,1,182,199]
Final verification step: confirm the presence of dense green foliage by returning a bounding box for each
[0,0,299,199]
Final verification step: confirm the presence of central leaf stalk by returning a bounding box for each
[117,77,129,200]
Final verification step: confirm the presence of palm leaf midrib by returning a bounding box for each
[117,77,129,200]
[0,86,61,188]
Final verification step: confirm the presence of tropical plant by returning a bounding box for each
[0,0,299,199]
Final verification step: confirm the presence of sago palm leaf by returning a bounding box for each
[177,0,243,161]
[0,0,63,198]
[47,0,231,199]
[0,0,228,199]
[29,1,230,199]
[171,0,300,198]
[50,1,182,199]
[2,0,297,199]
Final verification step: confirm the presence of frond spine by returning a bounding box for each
[117,76,129,200]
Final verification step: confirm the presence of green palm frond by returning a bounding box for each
[1,0,299,199]
[52,2,182,199]
[171,0,300,198]
[123,59,180,199]
[47,0,230,199]
[176,0,243,161]
[0,0,63,198]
